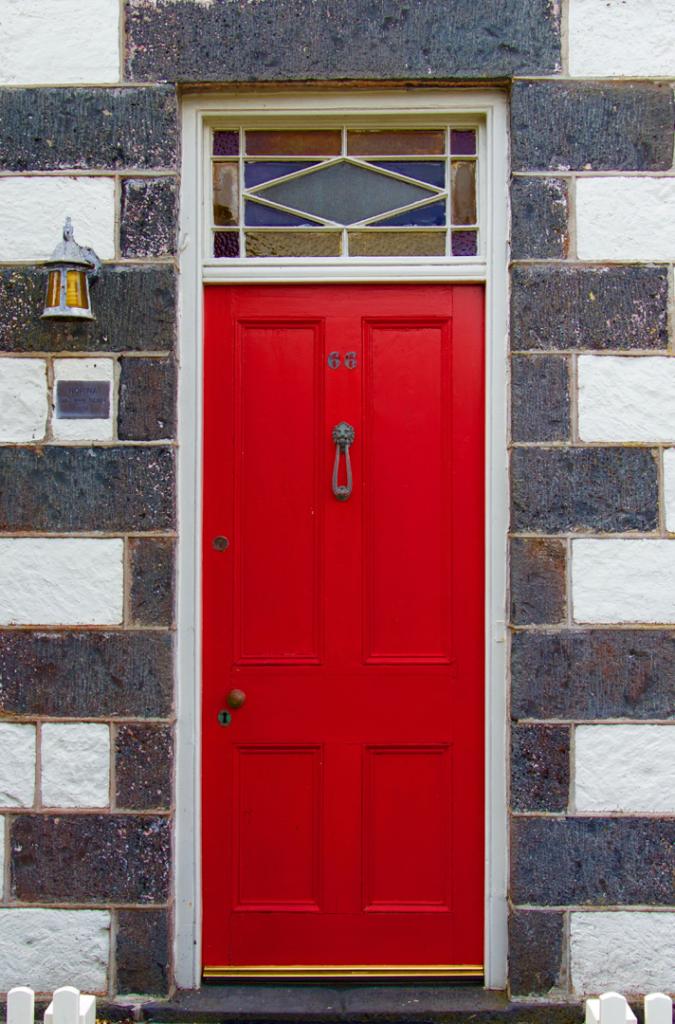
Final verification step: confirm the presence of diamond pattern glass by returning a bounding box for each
[258,161,433,224]
[210,123,481,259]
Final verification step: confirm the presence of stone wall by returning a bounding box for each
[0,0,673,1003]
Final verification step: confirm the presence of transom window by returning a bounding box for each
[209,126,479,259]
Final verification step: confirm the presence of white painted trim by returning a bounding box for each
[176,88,509,992]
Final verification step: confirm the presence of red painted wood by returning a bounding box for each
[202,284,485,971]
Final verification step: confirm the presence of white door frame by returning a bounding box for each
[175,88,509,990]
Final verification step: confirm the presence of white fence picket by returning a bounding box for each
[44,987,96,1024]
[644,994,673,1024]
[7,987,35,1024]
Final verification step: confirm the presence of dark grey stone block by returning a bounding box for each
[116,724,173,811]
[511,816,675,905]
[0,632,173,719]
[512,81,675,172]
[121,178,178,258]
[509,909,564,995]
[511,725,569,813]
[130,538,175,627]
[124,0,561,82]
[119,358,176,441]
[11,815,171,904]
[511,447,658,533]
[512,630,675,721]
[116,908,171,995]
[0,447,175,533]
[511,178,569,260]
[512,355,569,442]
[0,266,176,353]
[0,87,178,171]
[510,538,566,626]
[511,266,669,351]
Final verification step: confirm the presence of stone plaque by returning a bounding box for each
[56,380,111,420]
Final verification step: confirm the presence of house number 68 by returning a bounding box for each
[327,351,358,369]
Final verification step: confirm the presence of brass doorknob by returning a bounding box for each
[226,688,246,709]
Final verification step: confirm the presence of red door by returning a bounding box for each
[202,284,484,978]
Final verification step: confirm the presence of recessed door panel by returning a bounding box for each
[363,745,451,911]
[202,284,484,975]
[236,321,322,664]
[234,745,322,910]
[365,321,450,663]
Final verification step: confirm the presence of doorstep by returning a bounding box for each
[137,986,583,1023]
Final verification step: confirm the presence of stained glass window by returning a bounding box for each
[210,125,479,258]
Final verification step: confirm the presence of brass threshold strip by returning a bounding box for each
[204,964,484,979]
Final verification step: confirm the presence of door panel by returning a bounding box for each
[202,284,484,975]
[365,321,450,661]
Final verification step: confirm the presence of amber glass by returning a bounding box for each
[246,130,342,156]
[348,231,446,256]
[451,161,476,225]
[245,231,341,257]
[45,270,61,307]
[348,130,445,156]
[65,270,88,309]
[213,162,239,225]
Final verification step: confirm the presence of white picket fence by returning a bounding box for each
[585,992,672,1024]
[7,986,95,1024]
[4,986,673,1023]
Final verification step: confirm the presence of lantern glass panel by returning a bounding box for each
[46,271,61,308]
[65,270,89,309]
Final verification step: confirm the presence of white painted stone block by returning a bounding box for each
[572,539,675,624]
[571,912,675,994]
[41,724,110,808]
[578,355,675,442]
[662,449,675,534]
[577,178,675,262]
[0,0,120,85]
[569,0,675,78]
[0,177,115,262]
[0,817,4,899]
[0,359,48,442]
[41,720,111,806]
[0,724,35,808]
[0,909,110,993]
[53,359,114,442]
[576,725,675,812]
[0,539,123,626]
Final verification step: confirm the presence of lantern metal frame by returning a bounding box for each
[41,217,101,321]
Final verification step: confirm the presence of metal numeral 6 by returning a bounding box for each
[327,351,358,369]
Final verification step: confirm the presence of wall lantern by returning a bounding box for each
[41,217,101,321]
